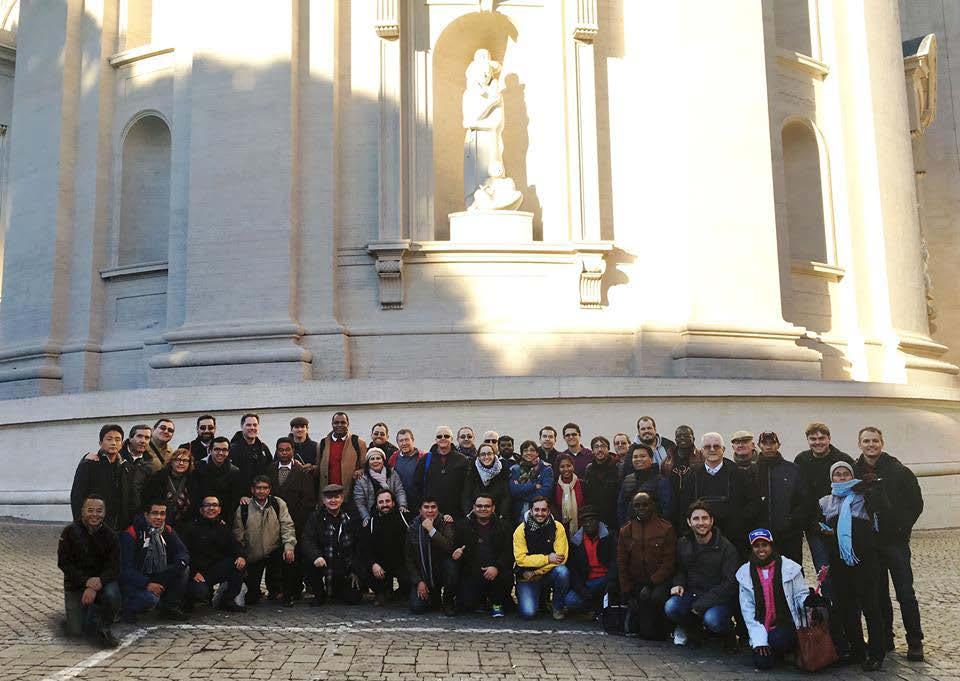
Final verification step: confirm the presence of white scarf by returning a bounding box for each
[368,466,388,489]
[558,474,580,535]
[475,455,503,486]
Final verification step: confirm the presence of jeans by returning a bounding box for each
[516,565,570,619]
[458,569,512,610]
[304,563,362,605]
[245,548,299,603]
[805,529,832,598]
[121,564,188,615]
[664,593,734,634]
[563,575,608,612]
[187,557,244,605]
[878,540,923,645]
[64,582,121,636]
[409,558,460,613]
[753,624,797,670]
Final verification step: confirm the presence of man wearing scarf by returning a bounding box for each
[118,500,190,622]
[735,529,809,669]
[513,496,570,620]
[618,492,676,639]
[406,497,461,615]
[301,484,362,606]
[818,460,886,671]
[750,432,805,563]
[583,436,620,531]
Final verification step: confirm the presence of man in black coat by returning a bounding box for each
[178,414,217,463]
[289,416,318,475]
[229,413,273,490]
[357,489,413,605]
[456,493,513,616]
[854,426,925,661]
[195,436,246,521]
[413,426,469,520]
[301,484,363,605]
[582,436,620,531]
[750,431,805,563]
[179,495,246,612]
[678,432,760,553]
[70,424,127,531]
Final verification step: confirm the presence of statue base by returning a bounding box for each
[449,210,534,243]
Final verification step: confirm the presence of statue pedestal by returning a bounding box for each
[449,210,534,243]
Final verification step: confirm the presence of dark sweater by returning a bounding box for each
[57,521,120,592]
[179,516,245,574]
[794,445,855,531]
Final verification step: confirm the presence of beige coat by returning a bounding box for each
[316,433,367,499]
[233,495,297,563]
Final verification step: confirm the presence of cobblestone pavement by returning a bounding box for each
[1,519,958,680]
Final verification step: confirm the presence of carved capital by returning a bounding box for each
[375,0,400,39]
[578,252,606,309]
[368,240,410,309]
[573,0,599,43]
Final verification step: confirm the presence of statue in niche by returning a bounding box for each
[462,49,523,211]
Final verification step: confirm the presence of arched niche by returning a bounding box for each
[117,113,171,266]
[432,12,521,239]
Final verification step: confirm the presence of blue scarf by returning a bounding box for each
[831,480,861,566]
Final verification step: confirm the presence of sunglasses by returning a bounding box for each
[436,434,452,439]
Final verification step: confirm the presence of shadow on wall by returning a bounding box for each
[594,0,625,243]
[501,72,541,240]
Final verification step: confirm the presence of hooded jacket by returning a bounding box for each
[568,522,616,589]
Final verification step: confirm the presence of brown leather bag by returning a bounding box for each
[795,588,839,672]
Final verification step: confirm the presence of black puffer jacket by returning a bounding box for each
[854,452,922,542]
[179,515,245,575]
[673,530,739,612]
[229,435,273,488]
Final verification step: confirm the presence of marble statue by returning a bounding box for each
[462,49,523,211]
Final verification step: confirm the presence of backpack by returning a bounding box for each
[318,434,361,457]
[240,496,281,528]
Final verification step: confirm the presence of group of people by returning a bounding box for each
[62,412,925,672]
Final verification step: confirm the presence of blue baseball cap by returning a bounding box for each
[749,528,774,544]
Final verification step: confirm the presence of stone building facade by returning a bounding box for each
[0,0,957,524]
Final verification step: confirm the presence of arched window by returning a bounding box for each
[118,115,170,266]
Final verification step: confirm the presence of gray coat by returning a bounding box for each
[352,467,408,523]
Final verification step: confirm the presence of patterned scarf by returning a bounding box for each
[367,466,388,490]
[166,474,191,523]
[517,459,539,484]
[141,526,168,575]
[558,474,580,534]
[475,455,503,486]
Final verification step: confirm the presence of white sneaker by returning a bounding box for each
[673,626,688,646]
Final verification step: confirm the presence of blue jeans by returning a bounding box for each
[664,593,734,634]
[64,581,121,636]
[516,565,570,619]
[753,625,797,669]
[563,575,608,612]
[878,540,923,645]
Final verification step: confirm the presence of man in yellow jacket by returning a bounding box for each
[513,495,569,619]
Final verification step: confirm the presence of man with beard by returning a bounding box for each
[513,496,569,620]
[731,431,759,470]
[457,493,514,617]
[316,411,367,501]
[358,489,412,605]
[498,435,517,466]
[679,432,760,551]
[793,422,853,595]
[70,425,126,531]
[370,422,399,461]
[407,497,461,615]
[179,415,217,463]
[180,495,246,612]
[196,436,245,521]
[289,416,318,473]
[660,425,703,526]
[582,435,620,531]
[302,484,363,606]
[149,418,177,465]
[618,492,676,639]
[538,426,560,467]
[635,416,676,468]
[750,432,804,563]
[229,413,273,490]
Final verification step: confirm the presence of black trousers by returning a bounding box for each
[831,556,885,661]
[304,563,363,604]
[187,557,244,604]
[245,548,299,602]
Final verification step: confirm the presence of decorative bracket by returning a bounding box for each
[573,0,599,43]
[375,0,399,39]
[577,252,607,309]
[903,34,937,138]
[368,240,410,309]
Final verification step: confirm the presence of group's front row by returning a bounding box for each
[60,459,883,672]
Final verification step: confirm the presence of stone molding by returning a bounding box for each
[375,0,399,39]
[572,0,598,42]
[108,43,174,68]
[790,259,844,282]
[776,48,829,79]
[577,251,606,308]
[367,239,410,309]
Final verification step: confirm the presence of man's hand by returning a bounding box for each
[452,545,465,561]
[548,552,563,565]
[417,581,429,600]
[300,464,316,475]
[442,514,454,524]
[481,566,499,581]
[84,452,99,462]
[670,585,684,597]
[81,587,97,606]
[362,517,370,528]
[755,646,770,657]
[234,557,246,570]
[521,570,535,581]
[352,468,364,481]
[283,549,295,563]
[85,577,102,591]
[421,517,434,533]
[239,496,251,506]
[192,572,206,583]
[314,556,327,568]
[372,563,385,579]
[146,582,165,596]
[399,506,408,514]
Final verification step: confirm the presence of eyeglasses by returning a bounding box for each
[173,458,191,464]
[459,434,474,440]
[563,432,578,438]
[157,425,175,433]
[483,438,498,444]
[702,444,723,451]
[201,502,221,508]
[436,434,452,439]
[212,447,229,453]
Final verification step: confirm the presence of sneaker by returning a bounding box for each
[907,643,924,662]
[552,607,565,621]
[672,626,688,646]
[491,604,504,618]
[95,629,120,649]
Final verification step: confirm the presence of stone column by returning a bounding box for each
[149,0,312,385]
[0,0,85,397]
[667,3,820,378]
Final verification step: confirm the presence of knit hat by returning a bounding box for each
[829,461,854,480]
[366,447,386,461]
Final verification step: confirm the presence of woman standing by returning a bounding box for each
[142,447,200,527]
[818,461,886,671]
[461,442,512,520]
[552,453,584,537]
[618,443,673,526]
[352,447,408,525]
[509,440,555,523]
